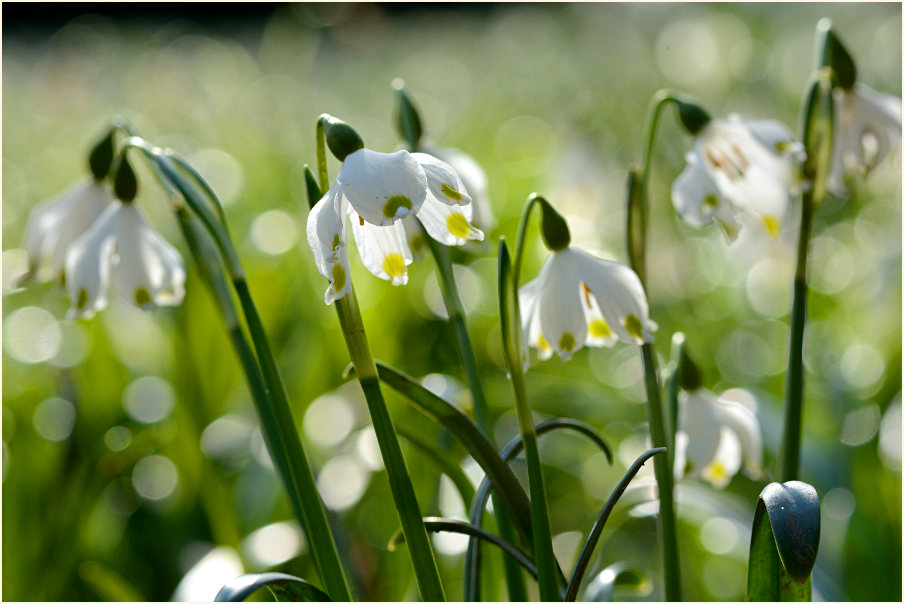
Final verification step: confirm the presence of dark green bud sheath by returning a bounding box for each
[678,345,703,392]
[88,128,116,181]
[319,114,365,161]
[393,78,423,150]
[818,19,856,89]
[536,196,571,251]
[112,153,138,202]
[303,165,322,210]
[675,98,712,135]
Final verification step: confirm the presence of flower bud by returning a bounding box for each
[678,344,703,392]
[88,128,116,181]
[113,153,138,202]
[625,164,646,285]
[675,98,711,135]
[320,114,365,161]
[534,195,571,252]
[393,78,423,151]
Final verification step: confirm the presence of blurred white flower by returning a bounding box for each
[307,149,483,304]
[674,388,763,488]
[672,115,803,241]
[827,83,902,194]
[65,201,185,319]
[21,180,114,285]
[519,247,655,362]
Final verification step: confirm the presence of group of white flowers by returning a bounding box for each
[21,177,185,320]
[18,61,900,489]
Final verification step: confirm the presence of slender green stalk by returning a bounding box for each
[626,90,684,601]
[499,239,560,601]
[313,126,446,601]
[172,207,353,601]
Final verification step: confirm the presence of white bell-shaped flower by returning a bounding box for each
[21,179,114,285]
[420,142,495,230]
[827,83,902,194]
[672,115,803,241]
[307,150,483,304]
[674,388,764,488]
[64,201,185,319]
[519,247,656,362]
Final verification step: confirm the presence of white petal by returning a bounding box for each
[671,152,741,241]
[107,205,186,310]
[832,84,902,186]
[415,195,484,246]
[64,205,119,319]
[565,247,655,345]
[678,389,722,475]
[519,261,554,362]
[581,283,618,348]
[536,252,587,361]
[714,396,763,479]
[22,180,113,283]
[349,207,412,286]
[702,428,743,488]
[421,143,495,229]
[411,152,472,207]
[338,149,427,226]
[306,187,352,304]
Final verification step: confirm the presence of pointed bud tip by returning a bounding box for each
[113,153,138,202]
[675,98,712,135]
[88,128,116,181]
[320,114,365,161]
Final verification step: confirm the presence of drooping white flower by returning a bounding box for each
[519,247,656,362]
[827,83,902,194]
[21,179,114,285]
[64,201,185,319]
[674,388,763,488]
[307,149,483,303]
[672,115,804,241]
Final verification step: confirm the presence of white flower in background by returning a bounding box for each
[672,115,803,241]
[20,180,114,285]
[674,388,763,488]
[307,149,483,304]
[519,247,656,362]
[65,201,185,319]
[827,83,902,194]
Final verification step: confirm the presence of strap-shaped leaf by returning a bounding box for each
[746,481,820,601]
[215,572,331,602]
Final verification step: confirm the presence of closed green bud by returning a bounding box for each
[112,153,138,202]
[625,164,646,285]
[534,195,570,251]
[678,344,702,392]
[320,114,365,161]
[818,19,856,90]
[304,165,322,210]
[88,128,116,181]
[393,78,423,150]
[675,98,711,135]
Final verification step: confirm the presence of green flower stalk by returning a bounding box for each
[305,116,447,601]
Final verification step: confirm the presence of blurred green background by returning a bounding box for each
[2,3,901,601]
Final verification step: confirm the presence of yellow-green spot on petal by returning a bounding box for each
[624,314,644,341]
[59,270,67,287]
[703,194,719,208]
[446,213,471,239]
[762,215,780,238]
[331,263,346,292]
[704,461,728,485]
[441,183,463,201]
[77,288,89,310]
[331,234,341,251]
[775,141,791,153]
[559,332,575,352]
[589,318,611,338]
[383,195,413,219]
[537,334,550,350]
[382,253,406,278]
[135,288,152,307]
[410,233,427,253]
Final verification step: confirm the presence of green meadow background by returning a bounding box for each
[3,3,900,601]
